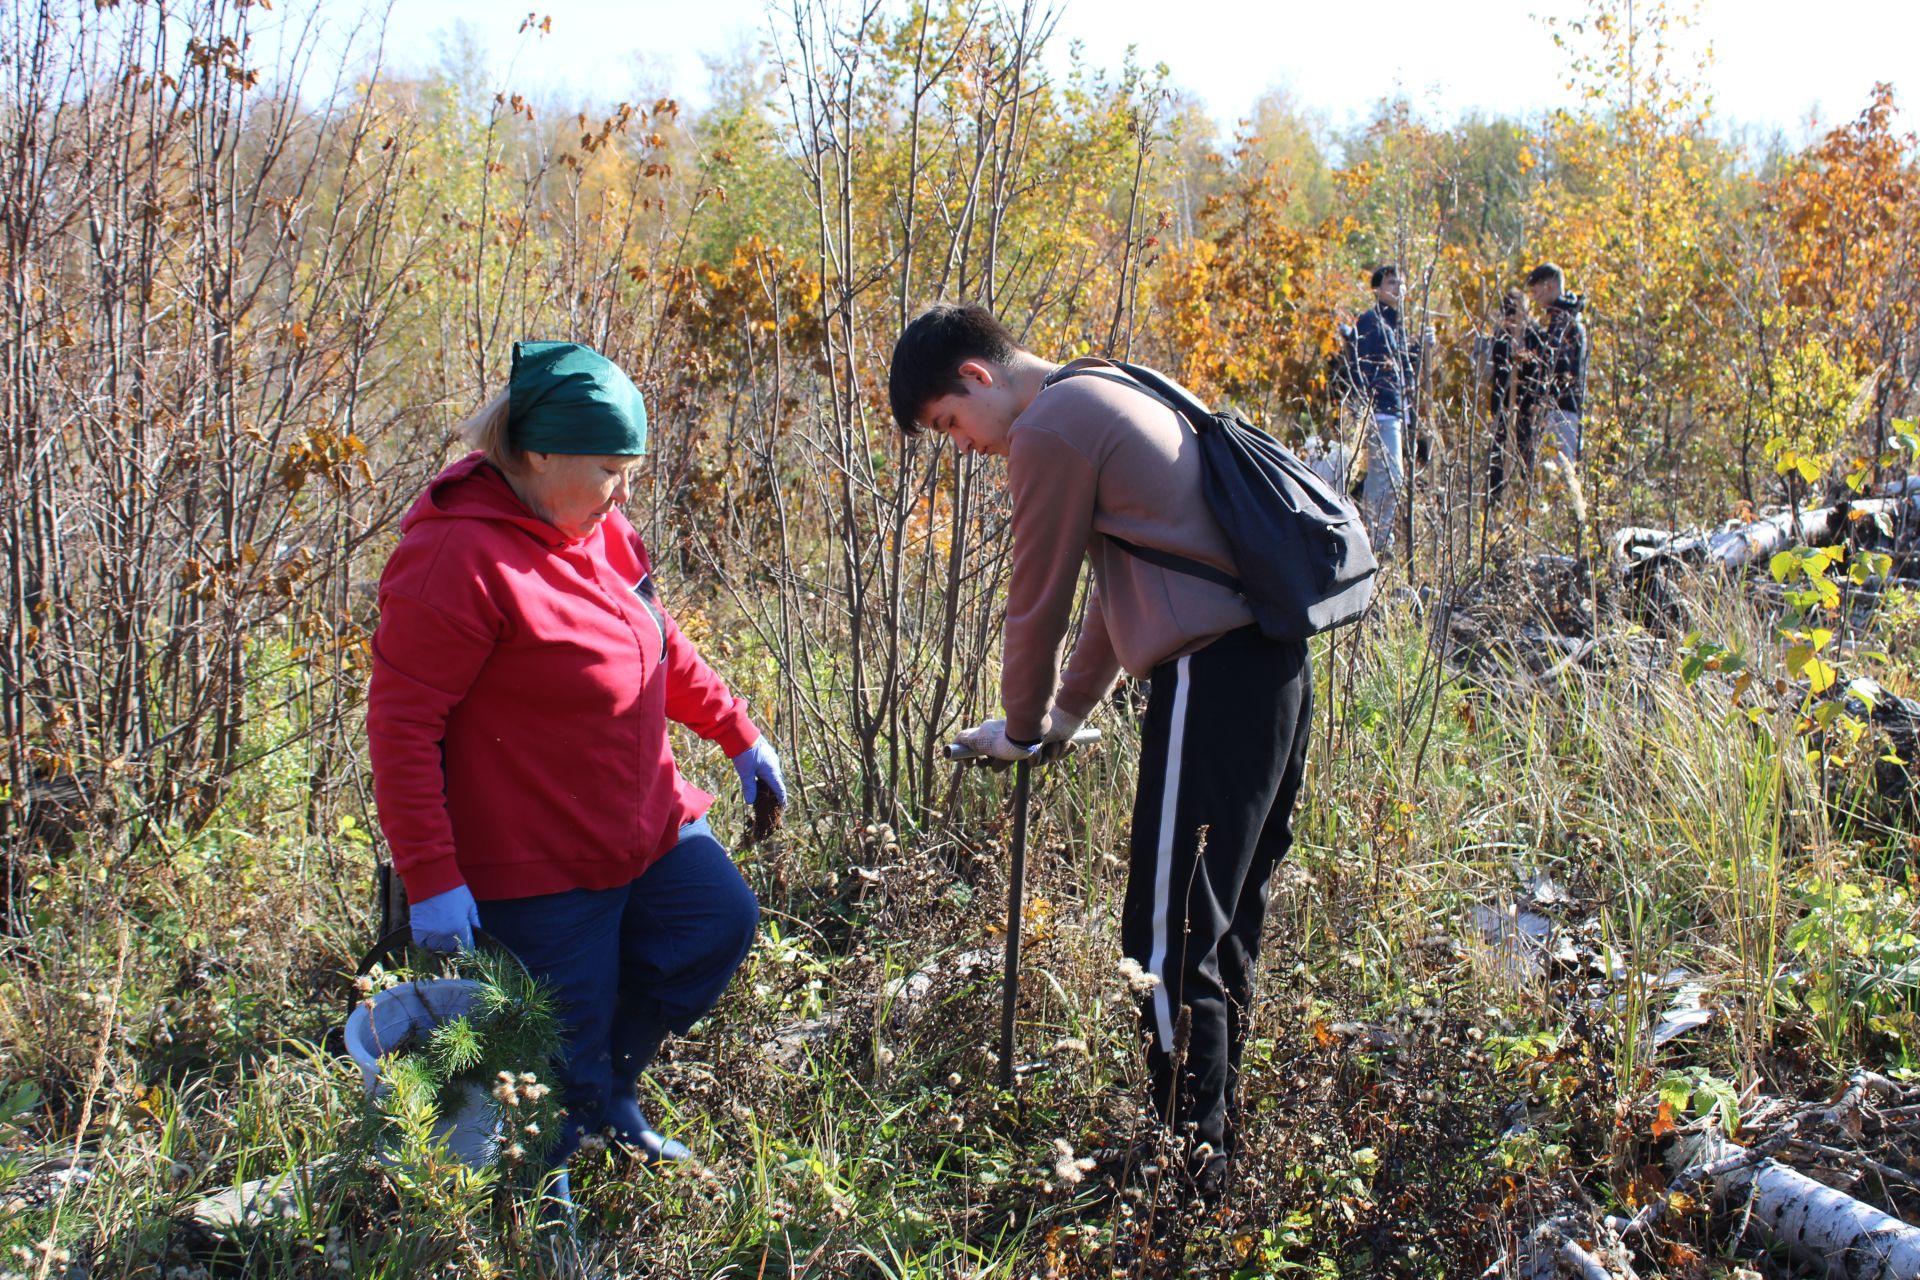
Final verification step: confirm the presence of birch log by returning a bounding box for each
[1669,1130,1920,1280]
[1611,496,1920,574]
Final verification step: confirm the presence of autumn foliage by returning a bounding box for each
[4,0,1917,844]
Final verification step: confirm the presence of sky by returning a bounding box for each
[278,0,1915,144]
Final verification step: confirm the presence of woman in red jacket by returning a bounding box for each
[366,341,786,1176]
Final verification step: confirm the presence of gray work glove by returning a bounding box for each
[954,719,1040,764]
[1038,707,1086,762]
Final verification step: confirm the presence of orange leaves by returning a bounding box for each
[1768,83,1918,371]
[669,237,825,394]
[576,103,643,155]
[1149,150,1348,420]
[279,428,371,495]
[184,35,259,90]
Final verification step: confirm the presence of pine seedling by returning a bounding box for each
[429,1014,485,1077]
[365,952,568,1168]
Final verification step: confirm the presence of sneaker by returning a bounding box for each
[1087,1134,1231,1210]
[1189,1151,1231,1207]
[1085,1133,1169,1181]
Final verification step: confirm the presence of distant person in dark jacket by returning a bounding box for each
[1353,264,1429,552]
[1486,288,1539,507]
[1526,262,1587,468]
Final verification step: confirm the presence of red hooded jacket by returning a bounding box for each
[366,453,759,902]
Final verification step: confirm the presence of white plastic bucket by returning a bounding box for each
[344,978,499,1169]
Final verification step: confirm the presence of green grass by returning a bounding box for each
[4,580,1918,1279]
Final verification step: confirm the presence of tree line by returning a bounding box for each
[3,0,1916,879]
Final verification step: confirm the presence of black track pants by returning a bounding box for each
[1119,626,1313,1155]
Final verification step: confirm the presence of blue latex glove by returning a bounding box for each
[730,737,788,807]
[410,882,480,953]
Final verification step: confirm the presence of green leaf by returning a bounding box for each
[1692,1071,1742,1136]
[1656,1072,1694,1114]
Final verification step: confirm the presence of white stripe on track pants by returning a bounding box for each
[1118,625,1313,1156]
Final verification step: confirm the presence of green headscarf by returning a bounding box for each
[509,341,648,456]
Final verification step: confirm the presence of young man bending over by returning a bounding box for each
[887,303,1313,1201]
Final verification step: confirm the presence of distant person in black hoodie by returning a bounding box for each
[1354,264,1430,552]
[1486,288,1538,507]
[1526,262,1587,470]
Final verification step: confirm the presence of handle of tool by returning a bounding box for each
[998,756,1032,1090]
[946,726,1101,761]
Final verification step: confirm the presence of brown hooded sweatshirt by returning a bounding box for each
[1002,359,1255,741]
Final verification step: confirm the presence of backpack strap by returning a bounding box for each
[1042,364,1180,411]
[1040,363,1246,597]
[1103,533,1244,595]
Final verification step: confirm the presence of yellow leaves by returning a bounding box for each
[906,483,955,562]
[1023,896,1054,943]
[1783,626,1839,694]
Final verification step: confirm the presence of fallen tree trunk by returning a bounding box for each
[1520,1220,1641,1279]
[1611,496,1920,575]
[1668,1129,1920,1280]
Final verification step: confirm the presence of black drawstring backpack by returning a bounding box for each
[1043,361,1378,641]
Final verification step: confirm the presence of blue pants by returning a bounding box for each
[477,817,758,1160]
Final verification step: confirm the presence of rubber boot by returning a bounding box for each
[538,1166,575,1226]
[605,1027,691,1163]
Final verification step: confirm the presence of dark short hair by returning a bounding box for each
[888,303,1020,433]
[1370,264,1400,290]
[1526,262,1565,288]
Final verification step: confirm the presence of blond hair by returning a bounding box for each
[458,389,524,474]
